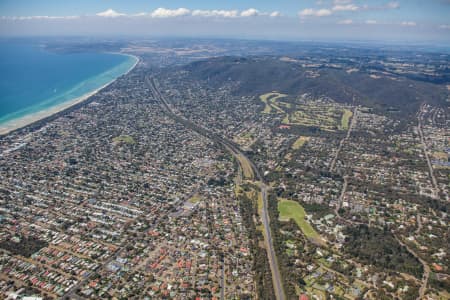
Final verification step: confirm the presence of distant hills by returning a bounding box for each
[182,56,448,115]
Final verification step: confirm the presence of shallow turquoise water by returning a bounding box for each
[0,40,136,126]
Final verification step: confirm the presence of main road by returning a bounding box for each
[329,108,358,173]
[417,104,439,199]
[146,77,286,300]
[394,234,430,300]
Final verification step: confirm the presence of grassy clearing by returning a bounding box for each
[242,132,253,139]
[112,135,135,144]
[432,151,448,160]
[292,136,310,150]
[257,189,266,239]
[339,109,353,130]
[240,184,262,216]
[260,93,273,113]
[282,105,341,131]
[305,287,327,300]
[236,154,254,180]
[257,188,263,216]
[235,183,260,213]
[259,92,287,114]
[278,199,325,245]
[234,184,243,196]
[188,194,202,204]
[236,184,265,236]
[233,131,256,149]
[269,97,286,113]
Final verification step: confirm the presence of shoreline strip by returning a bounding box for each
[0,53,139,136]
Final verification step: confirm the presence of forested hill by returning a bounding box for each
[182,56,448,115]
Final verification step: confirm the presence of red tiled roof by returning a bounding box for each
[300,295,309,300]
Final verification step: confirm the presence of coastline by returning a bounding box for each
[0,53,139,136]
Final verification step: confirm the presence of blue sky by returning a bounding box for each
[1,0,449,44]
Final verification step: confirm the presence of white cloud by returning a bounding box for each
[360,2,400,11]
[299,9,315,16]
[2,8,283,21]
[439,24,450,29]
[338,19,353,25]
[316,9,333,16]
[1,15,79,20]
[96,9,125,18]
[299,8,332,17]
[365,20,377,24]
[333,0,353,4]
[133,12,148,17]
[240,8,260,17]
[333,4,359,11]
[270,11,282,17]
[150,8,190,18]
[191,9,238,18]
[387,2,400,9]
[401,21,416,26]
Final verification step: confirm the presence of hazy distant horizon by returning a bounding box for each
[1,35,449,52]
[1,0,449,45]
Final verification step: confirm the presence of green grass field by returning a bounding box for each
[292,136,310,150]
[432,151,448,160]
[259,92,287,114]
[282,105,341,131]
[236,154,254,180]
[278,199,325,245]
[339,109,353,130]
[188,194,202,204]
[112,135,136,144]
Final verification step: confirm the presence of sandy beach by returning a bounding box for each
[0,53,139,136]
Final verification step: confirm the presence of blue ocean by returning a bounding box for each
[0,39,136,127]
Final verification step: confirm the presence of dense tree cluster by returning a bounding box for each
[343,225,423,278]
[238,187,275,299]
[0,236,48,258]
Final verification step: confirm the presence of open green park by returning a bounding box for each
[278,198,325,245]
